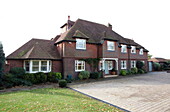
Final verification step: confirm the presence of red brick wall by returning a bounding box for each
[63,42,98,58]
[51,60,62,73]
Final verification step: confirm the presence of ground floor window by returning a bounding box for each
[75,60,85,72]
[131,60,136,68]
[24,60,51,73]
[121,60,127,69]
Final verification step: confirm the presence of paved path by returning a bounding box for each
[70,72,170,112]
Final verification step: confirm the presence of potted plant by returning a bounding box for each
[110,68,116,75]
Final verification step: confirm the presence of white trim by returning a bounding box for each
[121,44,127,53]
[131,60,136,68]
[101,58,118,71]
[75,60,85,72]
[139,48,144,55]
[121,60,127,69]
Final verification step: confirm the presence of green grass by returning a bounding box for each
[0,88,123,112]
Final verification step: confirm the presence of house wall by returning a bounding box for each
[51,60,62,73]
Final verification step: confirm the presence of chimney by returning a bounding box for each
[68,15,70,20]
[108,23,112,30]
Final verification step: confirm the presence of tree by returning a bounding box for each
[0,41,5,79]
[148,54,152,59]
[136,61,144,69]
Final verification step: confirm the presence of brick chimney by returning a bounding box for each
[68,15,70,21]
[108,23,112,30]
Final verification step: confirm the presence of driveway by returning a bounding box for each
[70,72,170,112]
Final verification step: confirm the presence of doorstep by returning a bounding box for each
[104,75,119,78]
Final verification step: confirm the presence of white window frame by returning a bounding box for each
[76,38,86,50]
[139,48,144,55]
[121,44,127,53]
[131,60,136,68]
[121,60,127,69]
[107,41,115,51]
[131,46,136,54]
[99,61,103,70]
[24,60,52,73]
[75,60,85,72]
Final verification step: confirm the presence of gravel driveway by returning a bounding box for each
[70,72,170,112]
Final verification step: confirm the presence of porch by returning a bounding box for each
[100,58,119,77]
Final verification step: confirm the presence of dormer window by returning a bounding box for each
[121,44,127,53]
[107,41,115,51]
[76,38,86,50]
[131,46,136,53]
[139,48,143,55]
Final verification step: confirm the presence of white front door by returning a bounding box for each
[105,61,109,74]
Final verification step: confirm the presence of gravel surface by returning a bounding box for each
[70,72,170,112]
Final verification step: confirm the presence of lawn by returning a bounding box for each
[0,88,122,112]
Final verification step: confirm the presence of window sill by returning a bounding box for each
[107,50,115,52]
[75,70,85,72]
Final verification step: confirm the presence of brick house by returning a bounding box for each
[6,17,149,78]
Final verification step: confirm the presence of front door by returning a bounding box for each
[105,61,109,74]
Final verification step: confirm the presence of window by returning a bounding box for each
[131,46,136,53]
[24,61,30,72]
[108,61,113,70]
[139,48,143,55]
[32,61,39,71]
[24,60,51,73]
[76,39,86,50]
[121,60,127,69]
[75,60,85,72]
[107,41,115,51]
[121,44,127,53]
[131,60,136,68]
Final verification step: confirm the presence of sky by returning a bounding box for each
[0,0,170,59]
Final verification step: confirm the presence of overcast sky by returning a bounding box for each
[0,0,170,59]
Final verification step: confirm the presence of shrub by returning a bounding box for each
[59,80,67,88]
[23,73,36,84]
[126,70,132,75]
[78,74,83,80]
[9,67,25,78]
[120,70,127,76]
[131,67,138,74]
[79,71,90,79]
[138,69,145,74]
[153,62,161,71]
[47,72,62,83]
[136,61,144,69]
[34,72,47,83]
[90,72,101,79]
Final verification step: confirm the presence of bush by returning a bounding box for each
[9,67,25,78]
[47,72,62,83]
[131,67,138,74]
[138,69,145,74]
[34,72,47,83]
[153,62,161,71]
[78,74,83,80]
[126,70,132,75]
[90,72,101,79]
[136,61,144,69]
[23,73,36,84]
[79,71,90,79]
[59,80,67,88]
[120,70,127,76]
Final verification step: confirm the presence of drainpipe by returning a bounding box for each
[127,45,131,70]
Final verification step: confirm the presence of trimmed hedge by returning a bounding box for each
[131,67,138,74]
[120,70,127,76]
[59,80,67,88]
[90,72,101,79]
[47,72,62,83]
[9,67,25,78]
[78,71,90,79]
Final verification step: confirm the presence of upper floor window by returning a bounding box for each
[75,60,85,72]
[121,60,127,69]
[107,41,115,51]
[76,39,86,50]
[139,48,143,55]
[121,44,127,53]
[131,60,136,68]
[131,46,136,53]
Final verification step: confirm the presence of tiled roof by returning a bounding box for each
[6,39,61,60]
[55,19,148,51]
[148,58,167,62]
